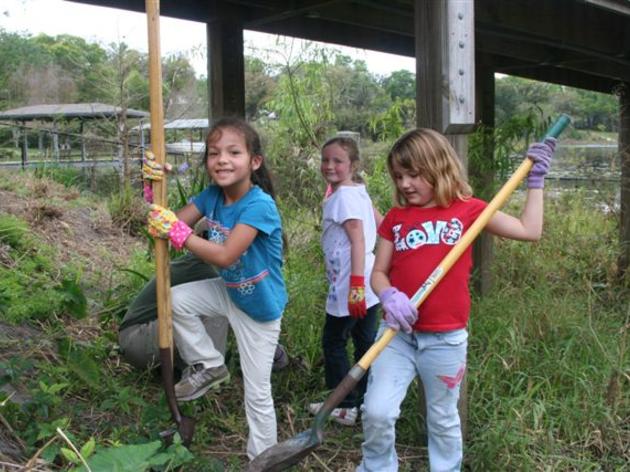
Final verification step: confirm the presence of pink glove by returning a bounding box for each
[526,137,556,189]
[379,287,418,333]
[147,204,193,250]
[142,150,172,203]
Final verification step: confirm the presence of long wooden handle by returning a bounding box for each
[146,0,172,352]
[358,114,570,369]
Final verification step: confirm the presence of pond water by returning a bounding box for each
[522,143,621,211]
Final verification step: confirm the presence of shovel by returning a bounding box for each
[145,0,195,446]
[247,115,571,472]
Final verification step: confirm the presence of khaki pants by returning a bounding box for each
[172,278,281,459]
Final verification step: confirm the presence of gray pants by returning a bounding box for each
[118,252,228,370]
[119,314,228,370]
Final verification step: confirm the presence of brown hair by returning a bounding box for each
[387,128,471,207]
[204,117,278,201]
[321,136,364,183]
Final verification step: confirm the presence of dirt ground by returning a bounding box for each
[0,172,144,468]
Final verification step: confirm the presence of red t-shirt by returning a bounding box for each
[378,198,487,332]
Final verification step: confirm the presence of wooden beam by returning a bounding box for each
[619,83,630,277]
[207,18,246,120]
[472,53,496,296]
[475,0,630,64]
[476,31,630,83]
[491,56,621,94]
[249,16,414,57]
[415,0,475,133]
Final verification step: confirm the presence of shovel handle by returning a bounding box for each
[357,114,570,370]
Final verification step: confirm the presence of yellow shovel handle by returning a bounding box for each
[358,114,570,370]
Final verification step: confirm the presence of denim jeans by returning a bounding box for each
[322,304,379,408]
[358,324,468,472]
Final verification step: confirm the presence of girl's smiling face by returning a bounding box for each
[320,143,354,190]
[391,162,436,208]
[206,127,261,201]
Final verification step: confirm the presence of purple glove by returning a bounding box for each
[526,137,556,189]
[379,287,418,333]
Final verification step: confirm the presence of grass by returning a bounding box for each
[0,170,628,470]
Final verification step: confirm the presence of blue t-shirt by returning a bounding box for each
[192,185,287,322]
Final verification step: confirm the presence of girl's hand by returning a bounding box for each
[379,287,417,333]
[526,137,556,189]
[348,275,367,318]
[147,204,193,250]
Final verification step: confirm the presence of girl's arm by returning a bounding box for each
[485,188,544,241]
[343,219,365,276]
[176,203,258,268]
[370,238,394,295]
[176,202,203,227]
[185,224,258,268]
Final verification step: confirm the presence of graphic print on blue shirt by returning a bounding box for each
[192,185,287,321]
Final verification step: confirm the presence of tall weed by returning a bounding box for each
[465,189,629,469]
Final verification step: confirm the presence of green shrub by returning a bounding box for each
[0,213,31,249]
[107,183,147,236]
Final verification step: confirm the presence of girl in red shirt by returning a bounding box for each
[358,128,556,471]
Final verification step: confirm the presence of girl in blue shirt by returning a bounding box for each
[148,117,287,460]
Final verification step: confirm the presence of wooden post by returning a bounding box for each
[21,122,28,168]
[146,0,172,364]
[206,14,245,121]
[80,120,87,162]
[415,0,476,447]
[472,54,496,295]
[619,83,630,277]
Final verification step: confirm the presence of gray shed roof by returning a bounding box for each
[133,118,209,131]
[0,103,149,121]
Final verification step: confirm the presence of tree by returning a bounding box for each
[382,69,416,101]
[245,56,276,120]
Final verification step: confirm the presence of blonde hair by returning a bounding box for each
[387,128,472,207]
[322,136,364,183]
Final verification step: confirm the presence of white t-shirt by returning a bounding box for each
[321,184,379,317]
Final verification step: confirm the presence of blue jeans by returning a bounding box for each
[322,305,379,408]
[358,324,468,472]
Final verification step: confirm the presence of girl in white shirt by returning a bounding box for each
[308,136,382,426]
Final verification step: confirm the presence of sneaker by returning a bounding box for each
[272,344,289,371]
[174,364,230,401]
[308,401,358,426]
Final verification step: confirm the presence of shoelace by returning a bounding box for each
[186,366,207,388]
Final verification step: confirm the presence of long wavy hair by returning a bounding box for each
[203,117,287,250]
[387,128,472,207]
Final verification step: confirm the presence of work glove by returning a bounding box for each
[379,287,417,333]
[147,204,193,250]
[141,151,172,203]
[348,275,367,319]
[526,137,556,189]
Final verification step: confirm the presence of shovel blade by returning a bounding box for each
[159,415,196,448]
[246,428,322,472]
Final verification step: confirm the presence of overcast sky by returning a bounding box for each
[1,0,416,77]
